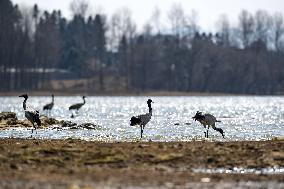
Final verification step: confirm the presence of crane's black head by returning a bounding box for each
[19,94,28,99]
[147,99,153,104]
[83,96,86,99]
[192,111,204,121]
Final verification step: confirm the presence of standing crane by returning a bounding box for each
[69,96,86,118]
[130,99,154,138]
[19,94,41,137]
[43,94,54,115]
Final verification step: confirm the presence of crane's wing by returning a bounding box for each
[137,113,151,125]
[69,103,83,110]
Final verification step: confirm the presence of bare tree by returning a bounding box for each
[107,7,136,51]
[272,12,284,51]
[254,10,272,47]
[186,9,199,39]
[238,10,255,48]
[216,14,231,47]
[168,3,187,38]
[149,7,161,34]
[107,13,121,51]
[70,0,91,18]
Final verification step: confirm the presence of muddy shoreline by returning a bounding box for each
[0,139,283,188]
[0,112,98,130]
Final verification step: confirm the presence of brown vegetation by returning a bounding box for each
[0,139,283,188]
[0,112,98,130]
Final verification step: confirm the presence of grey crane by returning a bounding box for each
[130,99,153,138]
[19,94,41,137]
[43,94,54,115]
[69,96,86,117]
[192,111,224,138]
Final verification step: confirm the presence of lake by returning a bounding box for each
[0,96,284,141]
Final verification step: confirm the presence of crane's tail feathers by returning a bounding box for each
[214,127,225,138]
[130,116,141,126]
[36,119,41,127]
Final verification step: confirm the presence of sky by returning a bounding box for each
[12,0,284,32]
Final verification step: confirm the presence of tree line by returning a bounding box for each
[1,0,284,94]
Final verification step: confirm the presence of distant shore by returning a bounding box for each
[0,90,282,97]
[0,139,283,188]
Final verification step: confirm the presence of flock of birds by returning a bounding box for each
[18,94,225,139]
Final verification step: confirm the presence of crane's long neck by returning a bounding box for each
[148,103,152,115]
[82,97,86,104]
[52,96,54,103]
[22,98,27,110]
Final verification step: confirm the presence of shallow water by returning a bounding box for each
[1,96,284,141]
[192,167,284,174]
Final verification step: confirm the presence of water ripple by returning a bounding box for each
[1,96,284,141]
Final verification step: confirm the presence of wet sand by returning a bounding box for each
[0,139,283,188]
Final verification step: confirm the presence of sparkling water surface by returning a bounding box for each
[1,96,284,141]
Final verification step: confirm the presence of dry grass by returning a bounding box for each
[0,139,283,188]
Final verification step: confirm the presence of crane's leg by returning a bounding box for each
[140,125,143,138]
[207,129,209,138]
[30,123,34,138]
[203,124,207,138]
[70,111,74,118]
[207,126,210,138]
[35,125,37,135]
